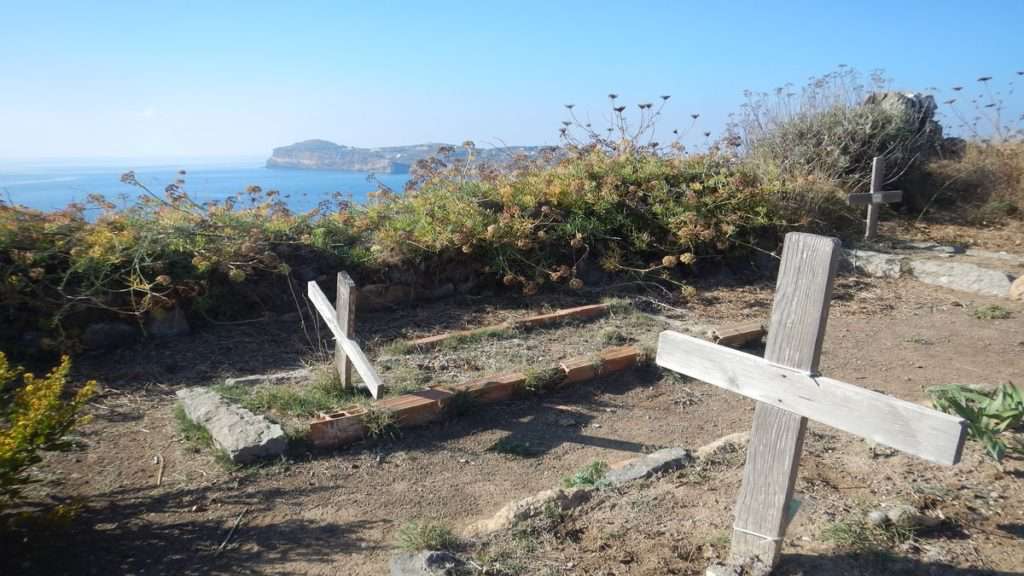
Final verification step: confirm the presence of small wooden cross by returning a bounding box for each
[848,156,903,240]
[308,279,384,399]
[656,232,966,571]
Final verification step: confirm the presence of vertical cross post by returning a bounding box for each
[864,156,886,240]
[335,271,357,389]
[729,233,841,568]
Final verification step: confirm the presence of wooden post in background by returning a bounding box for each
[729,233,840,568]
[865,156,885,240]
[335,272,357,388]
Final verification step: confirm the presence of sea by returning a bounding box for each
[0,160,411,213]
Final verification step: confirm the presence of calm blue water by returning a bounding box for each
[0,162,411,212]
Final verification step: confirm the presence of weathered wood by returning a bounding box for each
[656,332,966,465]
[335,272,357,388]
[847,190,904,206]
[308,280,385,399]
[865,157,886,239]
[732,232,840,565]
[710,321,767,348]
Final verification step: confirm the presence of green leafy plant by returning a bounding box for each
[488,437,541,458]
[973,304,1011,320]
[362,406,400,440]
[562,460,609,488]
[928,382,1023,460]
[0,353,95,504]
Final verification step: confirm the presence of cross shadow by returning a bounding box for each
[1,482,384,576]
[778,551,1024,575]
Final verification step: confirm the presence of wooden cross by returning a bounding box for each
[334,272,357,389]
[655,232,966,571]
[848,156,902,240]
[308,278,384,399]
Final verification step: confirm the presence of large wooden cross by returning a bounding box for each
[656,232,966,571]
[308,278,384,399]
[848,156,903,239]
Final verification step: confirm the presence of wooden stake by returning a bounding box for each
[729,233,839,567]
[335,272,357,388]
[308,280,384,398]
[865,157,885,239]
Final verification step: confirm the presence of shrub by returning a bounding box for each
[562,460,609,488]
[0,353,95,504]
[921,142,1024,216]
[396,521,459,551]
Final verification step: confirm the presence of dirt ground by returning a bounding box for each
[2,229,1023,575]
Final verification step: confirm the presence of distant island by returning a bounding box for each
[266,139,547,173]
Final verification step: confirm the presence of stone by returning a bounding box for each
[909,259,1015,298]
[867,510,889,526]
[146,306,190,338]
[898,241,963,255]
[696,432,751,460]
[604,447,692,485]
[1010,276,1024,301]
[389,550,462,576]
[841,249,907,279]
[223,368,312,387]
[82,321,139,350]
[175,387,287,463]
[464,487,591,536]
[886,504,942,529]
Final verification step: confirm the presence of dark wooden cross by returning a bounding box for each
[656,232,966,571]
[848,156,903,239]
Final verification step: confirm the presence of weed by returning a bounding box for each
[599,327,630,346]
[822,517,914,552]
[488,437,541,458]
[524,367,565,394]
[173,404,214,451]
[928,382,1023,460]
[562,460,609,489]
[396,521,459,551]
[439,326,514,351]
[362,406,400,440]
[214,381,361,417]
[904,336,933,345]
[974,305,1011,320]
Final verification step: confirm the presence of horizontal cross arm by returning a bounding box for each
[308,281,384,398]
[848,190,903,205]
[655,331,966,465]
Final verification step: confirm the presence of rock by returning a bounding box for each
[605,447,692,485]
[696,432,751,460]
[390,550,462,576]
[841,249,907,279]
[360,284,415,310]
[1010,276,1024,301]
[867,510,889,526]
[864,92,944,148]
[909,259,1015,298]
[82,321,139,350]
[145,306,190,338]
[886,504,942,529]
[175,387,287,463]
[223,368,312,387]
[705,558,772,576]
[898,241,963,255]
[464,487,591,536]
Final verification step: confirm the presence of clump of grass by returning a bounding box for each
[382,340,416,356]
[822,517,914,552]
[396,521,459,551]
[928,382,1023,460]
[174,404,215,451]
[524,367,565,394]
[214,381,362,417]
[974,305,1011,320]
[488,437,541,458]
[363,406,400,440]
[444,390,478,419]
[562,460,609,488]
[599,327,631,346]
[439,325,515,351]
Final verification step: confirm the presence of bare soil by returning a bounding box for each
[2,239,1023,575]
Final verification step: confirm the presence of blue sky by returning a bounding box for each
[0,0,1020,159]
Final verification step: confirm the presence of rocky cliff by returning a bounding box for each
[266,139,545,173]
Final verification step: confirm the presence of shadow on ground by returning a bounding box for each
[778,551,1024,575]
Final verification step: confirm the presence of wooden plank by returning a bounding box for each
[308,281,385,399]
[710,321,767,348]
[335,272,357,388]
[655,331,967,465]
[732,232,838,566]
[865,156,885,239]
[514,303,610,328]
[847,190,903,205]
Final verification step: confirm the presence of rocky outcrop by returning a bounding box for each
[266,140,547,173]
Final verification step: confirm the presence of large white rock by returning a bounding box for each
[176,387,287,463]
[909,259,1015,298]
[1011,276,1024,301]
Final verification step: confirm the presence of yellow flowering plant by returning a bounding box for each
[0,353,95,504]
